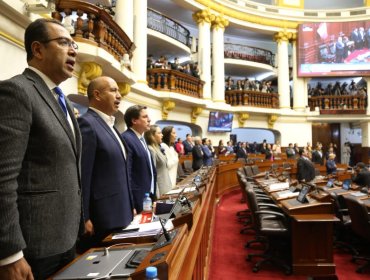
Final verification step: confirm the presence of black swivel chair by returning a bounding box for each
[343,195,370,273]
[244,186,292,274]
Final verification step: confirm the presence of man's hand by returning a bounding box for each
[0,258,34,280]
[84,219,95,236]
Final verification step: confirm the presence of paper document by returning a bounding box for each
[268,182,289,192]
[165,186,196,195]
[112,220,174,239]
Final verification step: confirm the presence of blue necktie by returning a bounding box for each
[54,87,68,117]
[140,137,155,195]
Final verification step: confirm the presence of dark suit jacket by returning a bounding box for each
[122,129,156,213]
[353,169,370,188]
[297,157,316,182]
[183,140,193,155]
[0,69,82,260]
[79,109,133,233]
[192,144,203,171]
[236,147,248,160]
[312,150,324,165]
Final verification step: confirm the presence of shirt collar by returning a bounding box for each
[130,127,144,139]
[28,66,57,90]
[90,107,115,127]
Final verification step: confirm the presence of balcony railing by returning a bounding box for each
[53,0,134,62]
[147,8,191,47]
[308,95,367,114]
[147,69,204,98]
[225,90,279,108]
[224,43,275,66]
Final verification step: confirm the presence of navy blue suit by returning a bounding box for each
[122,129,156,212]
[79,109,133,233]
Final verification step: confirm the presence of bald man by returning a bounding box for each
[78,76,133,250]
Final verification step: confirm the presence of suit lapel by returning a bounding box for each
[89,109,127,161]
[24,69,78,156]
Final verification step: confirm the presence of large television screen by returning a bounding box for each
[208,112,233,132]
[297,21,370,77]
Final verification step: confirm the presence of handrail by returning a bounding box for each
[53,0,135,61]
[224,43,275,66]
[147,8,191,47]
[147,68,204,98]
[225,89,279,108]
[308,94,367,112]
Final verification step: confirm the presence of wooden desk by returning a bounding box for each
[256,178,338,278]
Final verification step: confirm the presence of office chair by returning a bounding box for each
[244,186,292,275]
[329,192,358,256]
[243,165,254,177]
[251,165,260,175]
[183,160,193,173]
[343,195,370,273]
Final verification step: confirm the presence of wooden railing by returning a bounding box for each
[308,94,367,114]
[147,68,204,98]
[225,90,279,108]
[224,43,275,66]
[53,0,134,62]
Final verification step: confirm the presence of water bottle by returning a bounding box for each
[143,193,152,213]
[145,266,160,280]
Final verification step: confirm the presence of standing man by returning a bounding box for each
[0,19,81,279]
[122,105,156,213]
[183,133,194,155]
[297,147,316,182]
[78,76,133,249]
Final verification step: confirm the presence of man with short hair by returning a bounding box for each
[0,18,81,279]
[352,162,370,189]
[297,147,316,182]
[122,105,156,213]
[183,133,194,155]
[78,76,133,250]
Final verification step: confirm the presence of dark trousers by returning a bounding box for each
[26,246,75,280]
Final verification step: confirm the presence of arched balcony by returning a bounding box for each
[224,43,275,66]
[225,90,279,108]
[308,94,367,114]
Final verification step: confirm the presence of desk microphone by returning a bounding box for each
[159,217,171,241]
[103,242,135,257]
[180,195,192,210]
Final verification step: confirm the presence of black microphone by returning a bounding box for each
[180,195,192,210]
[159,217,171,242]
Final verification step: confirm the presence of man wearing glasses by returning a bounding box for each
[0,18,81,279]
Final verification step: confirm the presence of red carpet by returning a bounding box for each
[209,190,369,280]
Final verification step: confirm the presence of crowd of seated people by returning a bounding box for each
[225,77,274,93]
[147,54,200,78]
[308,80,367,97]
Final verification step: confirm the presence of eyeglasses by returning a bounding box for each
[41,37,78,50]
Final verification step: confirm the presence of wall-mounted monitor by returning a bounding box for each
[297,21,370,77]
[207,112,233,132]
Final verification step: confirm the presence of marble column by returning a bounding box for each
[115,0,133,40]
[274,30,293,109]
[291,35,307,111]
[193,9,213,100]
[133,0,147,84]
[211,15,229,103]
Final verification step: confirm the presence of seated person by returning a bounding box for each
[326,153,337,175]
[297,147,315,182]
[352,162,370,189]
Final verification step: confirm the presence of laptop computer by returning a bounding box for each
[342,179,351,190]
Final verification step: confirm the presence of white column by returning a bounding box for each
[193,9,212,100]
[133,0,147,83]
[275,31,292,109]
[211,15,229,103]
[115,0,133,41]
[292,38,306,111]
